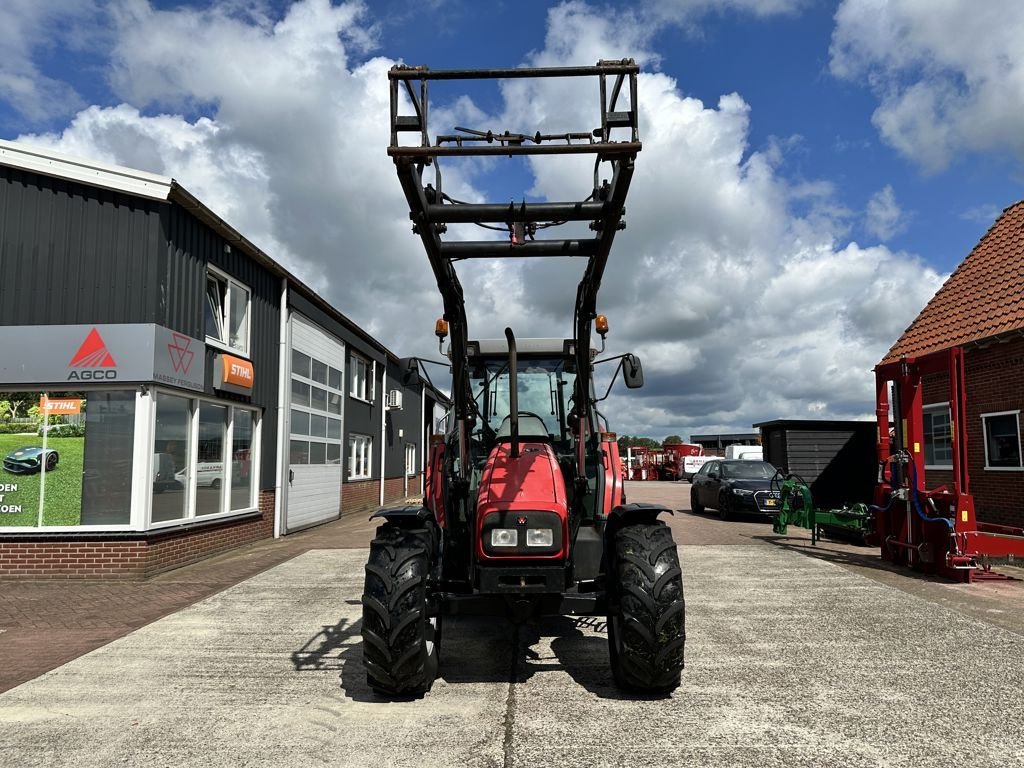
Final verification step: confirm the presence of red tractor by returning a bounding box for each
[360,61,686,697]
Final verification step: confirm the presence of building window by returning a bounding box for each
[0,389,135,529]
[152,392,191,523]
[982,411,1022,470]
[289,348,344,466]
[405,443,416,476]
[348,434,372,480]
[204,267,251,354]
[923,403,952,469]
[350,355,371,401]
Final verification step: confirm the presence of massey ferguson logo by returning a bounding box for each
[167,333,195,374]
[67,328,117,380]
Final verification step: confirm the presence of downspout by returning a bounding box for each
[273,277,288,538]
[379,363,386,507]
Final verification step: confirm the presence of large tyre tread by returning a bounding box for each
[608,521,686,694]
[361,525,438,696]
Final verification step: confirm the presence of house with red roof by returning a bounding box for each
[879,201,1024,529]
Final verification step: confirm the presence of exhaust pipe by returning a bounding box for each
[505,327,519,458]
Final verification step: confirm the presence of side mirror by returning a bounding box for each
[398,357,419,386]
[708,472,718,480]
[623,354,644,389]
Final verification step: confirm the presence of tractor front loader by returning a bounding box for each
[359,61,686,697]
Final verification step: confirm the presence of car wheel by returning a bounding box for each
[690,487,705,515]
[210,478,221,490]
[718,491,732,521]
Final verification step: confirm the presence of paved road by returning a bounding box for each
[1,482,1023,767]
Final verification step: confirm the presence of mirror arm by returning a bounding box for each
[596,358,626,402]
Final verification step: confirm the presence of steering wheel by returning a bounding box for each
[497,411,549,437]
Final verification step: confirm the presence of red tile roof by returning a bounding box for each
[879,200,1024,365]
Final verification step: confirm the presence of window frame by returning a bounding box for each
[0,386,260,534]
[922,401,953,470]
[348,433,373,480]
[148,388,261,529]
[405,442,417,477]
[981,409,1023,471]
[204,265,252,356]
[349,354,371,402]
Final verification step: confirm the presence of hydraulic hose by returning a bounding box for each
[906,455,954,531]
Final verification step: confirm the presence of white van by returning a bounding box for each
[724,444,762,461]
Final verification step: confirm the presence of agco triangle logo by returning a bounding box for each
[68,328,118,380]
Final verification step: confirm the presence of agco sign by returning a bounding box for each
[0,324,205,391]
[67,328,118,381]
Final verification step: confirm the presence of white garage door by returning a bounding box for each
[284,314,345,533]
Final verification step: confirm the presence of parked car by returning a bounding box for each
[176,462,224,489]
[3,446,59,474]
[690,459,780,520]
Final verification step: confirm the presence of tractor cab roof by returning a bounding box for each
[463,338,594,359]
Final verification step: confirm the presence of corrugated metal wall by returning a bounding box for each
[763,424,876,508]
[162,207,280,490]
[0,166,163,326]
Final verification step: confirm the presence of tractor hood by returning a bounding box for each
[475,441,569,561]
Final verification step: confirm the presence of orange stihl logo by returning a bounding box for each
[221,354,254,389]
[40,398,82,414]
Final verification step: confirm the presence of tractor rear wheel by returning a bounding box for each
[361,525,439,696]
[607,521,685,694]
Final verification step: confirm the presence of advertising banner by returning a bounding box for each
[0,324,205,392]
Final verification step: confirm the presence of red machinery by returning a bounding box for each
[660,443,703,481]
[360,61,686,697]
[874,347,1024,582]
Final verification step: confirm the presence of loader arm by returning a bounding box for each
[388,61,641,480]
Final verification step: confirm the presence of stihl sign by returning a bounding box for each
[39,397,83,415]
[217,353,254,392]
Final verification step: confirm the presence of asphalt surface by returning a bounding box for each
[2,482,1023,767]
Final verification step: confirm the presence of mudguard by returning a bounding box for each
[369,505,433,524]
[606,502,673,539]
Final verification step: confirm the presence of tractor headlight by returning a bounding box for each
[490,528,518,547]
[526,528,553,547]
[732,488,754,496]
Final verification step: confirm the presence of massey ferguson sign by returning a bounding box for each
[0,324,205,392]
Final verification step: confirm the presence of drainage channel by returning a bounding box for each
[501,624,521,768]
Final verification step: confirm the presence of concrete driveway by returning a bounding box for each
[2,483,1023,767]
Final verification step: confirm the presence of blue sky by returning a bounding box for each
[2,0,1020,440]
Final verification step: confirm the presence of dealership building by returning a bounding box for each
[0,139,446,578]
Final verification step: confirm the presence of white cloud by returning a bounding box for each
[0,0,100,123]
[8,0,946,439]
[830,0,1024,172]
[865,184,906,241]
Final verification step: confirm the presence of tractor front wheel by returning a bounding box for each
[361,525,440,696]
[607,521,685,694]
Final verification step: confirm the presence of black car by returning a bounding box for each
[690,459,780,520]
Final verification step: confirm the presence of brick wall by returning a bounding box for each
[965,339,1024,527]
[0,490,275,579]
[342,479,380,516]
[918,340,1024,528]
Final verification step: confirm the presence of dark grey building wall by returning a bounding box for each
[0,165,163,326]
[758,421,876,508]
[161,207,281,490]
[383,358,425,478]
